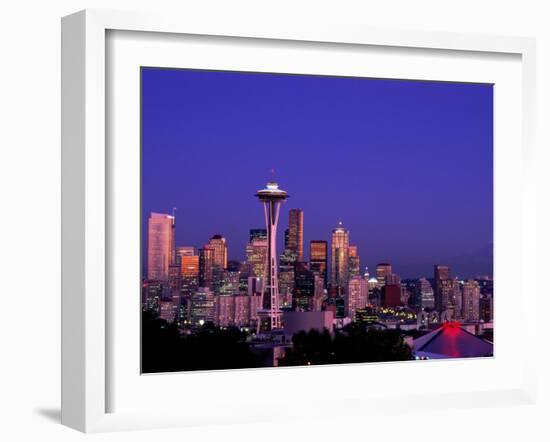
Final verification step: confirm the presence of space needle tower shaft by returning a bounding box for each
[255,180,288,330]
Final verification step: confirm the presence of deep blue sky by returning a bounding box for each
[142,68,493,279]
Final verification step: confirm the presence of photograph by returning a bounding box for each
[140,67,494,373]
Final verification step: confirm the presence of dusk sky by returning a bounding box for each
[141,67,493,279]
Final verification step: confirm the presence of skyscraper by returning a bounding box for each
[219,271,240,296]
[142,280,165,311]
[279,249,296,297]
[434,265,451,312]
[310,240,328,288]
[249,228,267,242]
[434,265,450,282]
[234,295,252,326]
[387,273,401,285]
[363,266,370,281]
[348,245,360,279]
[198,247,214,288]
[246,238,268,279]
[255,180,288,330]
[330,222,350,293]
[175,246,196,266]
[216,295,235,327]
[376,263,392,288]
[294,261,314,311]
[313,274,326,311]
[480,294,494,322]
[146,212,175,280]
[463,279,481,321]
[416,277,435,310]
[167,263,182,301]
[247,276,264,297]
[181,255,199,298]
[207,234,228,269]
[382,284,401,308]
[346,276,368,320]
[438,279,456,314]
[287,209,304,261]
[159,300,177,322]
[189,287,216,327]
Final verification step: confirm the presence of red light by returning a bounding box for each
[442,321,461,330]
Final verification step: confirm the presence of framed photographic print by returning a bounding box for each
[61,9,537,433]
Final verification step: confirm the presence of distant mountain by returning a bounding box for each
[395,243,493,280]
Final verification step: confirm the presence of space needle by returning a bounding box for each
[255,179,288,331]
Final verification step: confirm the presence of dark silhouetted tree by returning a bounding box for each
[279,323,412,366]
[141,310,263,373]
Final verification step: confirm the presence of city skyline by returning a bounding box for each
[144,204,488,287]
[141,68,494,371]
[142,68,493,279]
[142,186,493,322]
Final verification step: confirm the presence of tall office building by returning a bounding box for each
[146,212,175,280]
[416,277,435,310]
[434,265,451,281]
[247,276,264,297]
[216,295,235,327]
[255,180,288,330]
[463,279,481,321]
[330,222,350,293]
[287,209,304,260]
[382,284,401,308]
[368,277,378,292]
[175,246,196,266]
[347,276,368,320]
[224,294,262,328]
[234,295,251,326]
[480,294,494,322]
[207,234,228,269]
[198,247,214,288]
[348,245,360,279]
[159,300,177,322]
[453,280,463,319]
[434,265,451,312]
[249,228,267,242]
[439,279,462,318]
[246,238,268,279]
[387,273,401,285]
[142,280,165,311]
[219,271,240,296]
[312,274,326,311]
[376,263,392,288]
[181,255,199,298]
[279,249,296,297]
[360,273,370,306]
[167,263,182,301]
[310,240,328,288]
[294,261,315,311]
[279,288,293,309]
[189,287,216,327]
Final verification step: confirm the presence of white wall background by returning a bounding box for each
[0,0,548,440]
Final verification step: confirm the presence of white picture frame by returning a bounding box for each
[61,9,537,433]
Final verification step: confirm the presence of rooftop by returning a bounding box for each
[413,322,493,359]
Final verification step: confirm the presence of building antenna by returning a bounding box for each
[270,168,276,182]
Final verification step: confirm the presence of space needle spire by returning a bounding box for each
[255,178,288,331]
